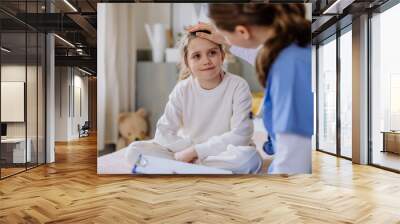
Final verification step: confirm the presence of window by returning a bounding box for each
[370,2,400,171]
[0,1,47,179]
[317,36,337,154]
[339,28,352,158]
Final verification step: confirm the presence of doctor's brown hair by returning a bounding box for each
[208,3,311,87]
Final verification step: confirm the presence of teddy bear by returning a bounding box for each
[116,108,149,150]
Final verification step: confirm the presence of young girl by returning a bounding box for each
[187,4,313,174]
[125,30,262,174]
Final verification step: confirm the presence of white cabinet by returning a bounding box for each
[1,138,32,163]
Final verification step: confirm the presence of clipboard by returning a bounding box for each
[131,154,232,174]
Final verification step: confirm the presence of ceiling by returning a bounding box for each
[1,0,98,74]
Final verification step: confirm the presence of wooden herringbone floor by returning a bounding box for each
[1,134,400,223]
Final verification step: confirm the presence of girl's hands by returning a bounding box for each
[174,146,198,163]
[185,22,231,48]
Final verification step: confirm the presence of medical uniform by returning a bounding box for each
[230,43,313,174]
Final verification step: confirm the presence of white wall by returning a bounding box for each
[55,67,68,141]
[305,3,312,21]
[133,3,207,49]
[72,74,89,138]
[134,3,171,49]
[172,3,199,45]
[54,67,89,141]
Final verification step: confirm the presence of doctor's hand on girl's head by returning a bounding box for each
[174,146,198,163]
[185,22,231,48]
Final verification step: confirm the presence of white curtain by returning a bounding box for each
[98,4,137,151]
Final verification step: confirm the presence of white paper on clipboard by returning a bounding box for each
[132,154,232,174]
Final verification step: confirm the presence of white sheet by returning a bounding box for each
[97,147,233,174]
[133,154,233,174]
[97,147,132,174]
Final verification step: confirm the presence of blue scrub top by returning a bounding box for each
[262,43,314,152]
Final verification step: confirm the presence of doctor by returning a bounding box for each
[187,3,313,174]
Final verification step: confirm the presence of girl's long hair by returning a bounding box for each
[209,3,311,87]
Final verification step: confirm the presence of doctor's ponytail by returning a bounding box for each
[209,3,311,87]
